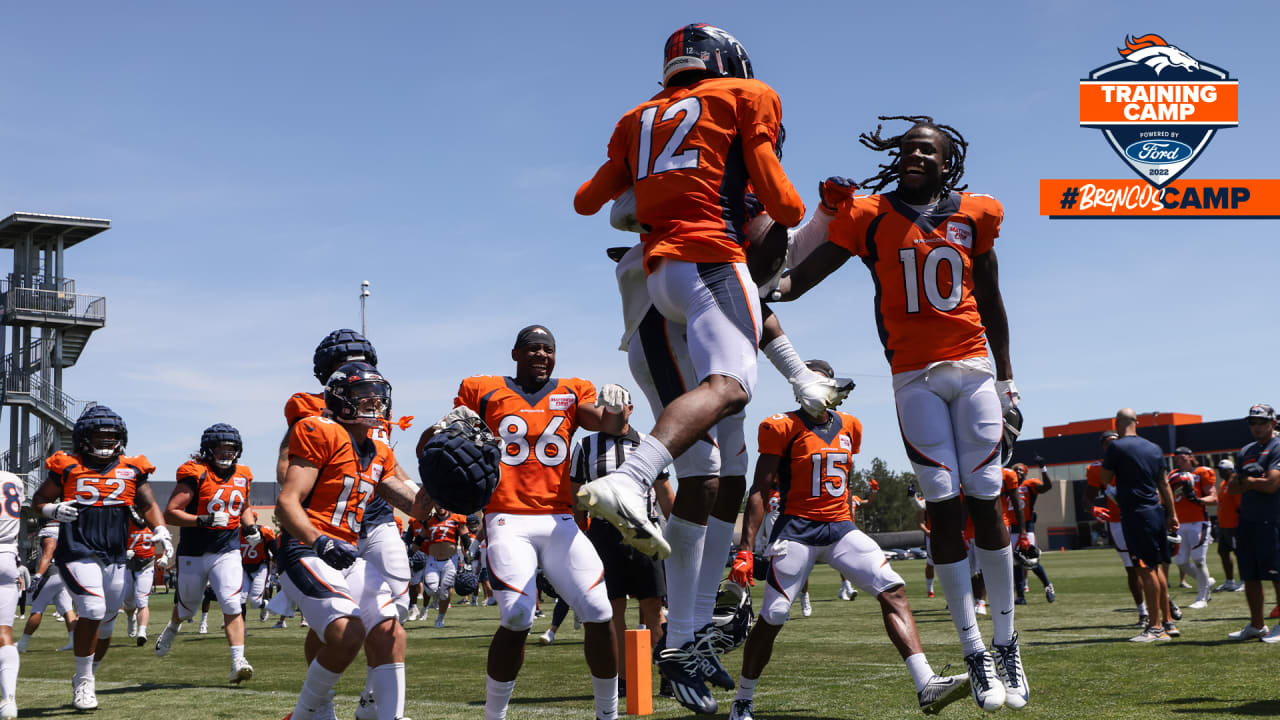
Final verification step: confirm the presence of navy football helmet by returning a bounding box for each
[1013,543,1041,569]
[200,423,243,469]
[324,361,392,428]
[1001,406,1024,467]
[663,23,753,86]
[313,329,378,383]
[711,580,754,652]
[418,413,502,516]
[454,570,480,598]
[73,406,127,460]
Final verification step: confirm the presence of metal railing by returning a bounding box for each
[3,274,75,294]
[1,338,44,372]
[0,284,105,322]
[0,365,93,428]
[0,434,47,474]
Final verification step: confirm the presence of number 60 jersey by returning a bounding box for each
[45,450,156,563]
[828,192,1004,374]
[454,376,596,515]
[175,457,254,556]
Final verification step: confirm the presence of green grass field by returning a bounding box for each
[13,549,1280,719]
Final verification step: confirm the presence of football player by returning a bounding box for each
[1168,447,1218,608]
[1010,463,1056,604]
[15,521,77,653]
[241,521,276,618]
[728,361,968,720]
[277,362,425,720]
[419,505,471,628]
[1084,431,1149,625]
[439,325,626,720]
[30,406,174,711]
[775,116,1026,710]
[122,507,156,646]
[281,330,419,719]
[154,424,257,683]
[573,25,805,605]
[0,471,24,719]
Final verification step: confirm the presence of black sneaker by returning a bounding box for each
[1136,613,1150,627]
[656,641,717,714]
[1169,601,1182,621]
[693,624,735,690]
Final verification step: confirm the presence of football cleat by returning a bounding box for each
[0,699,16,720]
[434,616,445,629]
[728,698,754,720]
[838,581,852,601]
[656,640,717,714]
[1014,596,1027,606]
[1228,623,1268,641]
[919,672,970,715]
[72,676,97,711]
[1188,600,1208,610]
[127,615,137,638]
[199,620,209,635]
[1044,584,1056,603]
[975,601,988,616]
[230,658,254,684]
[274,619,288,629]
[136,629,148,647]
[963,650,1005,712]
[355,689,378,720]
[800,592,813,617]
[576,473,670,559]
[538,630,555,645]
[1178,579,1192,589]
[992,632,1028,710]
[1213,579,1234,593]
[155,626,177,657]
[407,606,420,622]
[692,624,734,691]
[1262,625,1280,644]
[1169,601,1182,621]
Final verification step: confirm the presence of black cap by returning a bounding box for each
[1173,446,1194,455]
[804,359,835,379]
[1248,403,1276,421]
[513,325,555,350]
[1100,430,1119,442]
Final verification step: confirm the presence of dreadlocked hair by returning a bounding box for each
[857,115,968,195]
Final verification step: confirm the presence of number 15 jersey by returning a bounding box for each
[455,376,595,515]
[828,191,1004,374]
[757,410,862,523]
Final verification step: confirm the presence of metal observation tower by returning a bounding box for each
[0,212,109,501]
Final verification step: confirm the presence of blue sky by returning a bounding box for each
[1,2,1275,493]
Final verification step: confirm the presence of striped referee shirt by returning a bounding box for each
[570,427,667,522]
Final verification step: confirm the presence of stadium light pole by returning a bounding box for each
[360,280,370,336]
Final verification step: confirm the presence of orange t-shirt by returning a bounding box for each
[1167,467,1215,523]
[455,376,594,515]
[423,512,470,546]
[288,416,397,543]
[1217,476,1240,528]
[828,191,1003,373]
[1086,461,1121,522]
[757,410,863,523]
[581,77,801,270]
[1001,468,1025,528]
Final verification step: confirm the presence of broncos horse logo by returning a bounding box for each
[1118,34,1201,75]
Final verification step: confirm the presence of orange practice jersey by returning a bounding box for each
[423,513,469,546]
[288,416,397,543]
[1218,476,1240,528]
[176,460,252,531]
[1167,467,1215,523]
[50,451,153,508]
[757,410,862,523]
[828,191,1004,373]
[1086,461,1121,522]
[850,495,867,522]
[765,488,781,515]
[455,376,594,515]
[286,391,392,442]
[580,77,801,271]
[241,524,276,565]
[1001,468,1025,528]
[127,519,155,560]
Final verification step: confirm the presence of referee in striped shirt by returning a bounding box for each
[570,387,674,696]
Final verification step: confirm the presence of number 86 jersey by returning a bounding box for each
[828,191,1004,374]
[454,375,595,515]
[757,410,862,523]
[46,450,156,564]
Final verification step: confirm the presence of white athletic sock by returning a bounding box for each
[664,516,707,647]
[735,675,757,701]
[73,654,93,681]
[364,666,376,699]
[935,559,984,658]
[591,674,618,720]
[1193,560,1212,599]
[975,545,1015,646]
[904,653,932,692]
[1137,601,1147,615]
[696,517,735,626]
[0,645,18,701]
[18,634,30,646]
[295,660,343,719]
[200,612,209,625]
[138,624,147,636]
[230,645,245,663]
[485,675,517,720]
[615,436,673,489]
[370,663,405,720]
[926,578,935,593]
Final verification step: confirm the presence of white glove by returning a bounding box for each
[242,525,262,546]
[995,379,1020,413]
[433,405,482,431]
[792,371,850,418]
[609,187,646,233]
[126,549,136,560]
[42,502,79,523]
[1103,484,1117,501]
[151,526,175,569]
[199,511,231,528]
[595,384,631,414]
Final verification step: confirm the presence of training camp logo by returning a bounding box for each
[1081,34,1235,188]
[1040,34,1278,219]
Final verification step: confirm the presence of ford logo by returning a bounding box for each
[1124,140,1193,165]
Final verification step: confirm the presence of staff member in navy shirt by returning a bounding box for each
[1100,408,1178,642]
[1225,403,1280,642]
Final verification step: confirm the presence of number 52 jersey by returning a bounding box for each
[46,450,156,564]
[454,376,595,515]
